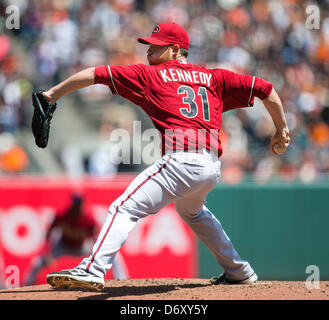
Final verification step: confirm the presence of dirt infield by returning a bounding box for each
[0,278,329,300]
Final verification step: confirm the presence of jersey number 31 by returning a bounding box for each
[178,85,210,121]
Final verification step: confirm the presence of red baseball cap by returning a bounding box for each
[137,22,189,49]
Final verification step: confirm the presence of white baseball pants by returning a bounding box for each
[79,150,255,280]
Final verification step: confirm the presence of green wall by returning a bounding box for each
[199,182,329,280]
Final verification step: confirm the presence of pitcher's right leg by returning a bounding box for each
[175,196,255,282]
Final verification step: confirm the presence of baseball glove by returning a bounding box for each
[31,89,57,148]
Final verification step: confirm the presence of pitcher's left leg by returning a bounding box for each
[47,157,175,290]
[79,174,175,279]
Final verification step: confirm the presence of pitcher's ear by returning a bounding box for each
[171,44,180,58]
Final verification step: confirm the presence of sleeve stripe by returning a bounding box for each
[107,65,118,95]
[248,76,255,107]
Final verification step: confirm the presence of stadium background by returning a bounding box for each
[0,0,328,289]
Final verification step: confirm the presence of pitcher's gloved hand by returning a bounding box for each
[31,89,57,148]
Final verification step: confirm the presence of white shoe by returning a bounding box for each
[46,268,105,292]
[210,272,258,285]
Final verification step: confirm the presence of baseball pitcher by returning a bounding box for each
[33,23,290,291]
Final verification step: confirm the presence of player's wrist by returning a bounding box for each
[43,89,57,105]
[275,125,289,134]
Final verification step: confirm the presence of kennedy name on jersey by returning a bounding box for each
[160,68,212,87]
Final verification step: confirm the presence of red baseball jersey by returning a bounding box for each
[94,60,272,157]
[51,211,97,249]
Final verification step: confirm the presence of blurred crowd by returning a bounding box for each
[0,0,329,184]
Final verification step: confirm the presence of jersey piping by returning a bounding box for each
[107,65,118,95]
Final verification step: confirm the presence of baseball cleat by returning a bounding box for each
[210,272,258,285]
[46,268,105,292]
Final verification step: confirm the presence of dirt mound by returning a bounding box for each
[0,278,329,300]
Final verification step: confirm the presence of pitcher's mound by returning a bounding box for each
[0,278,328,300]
